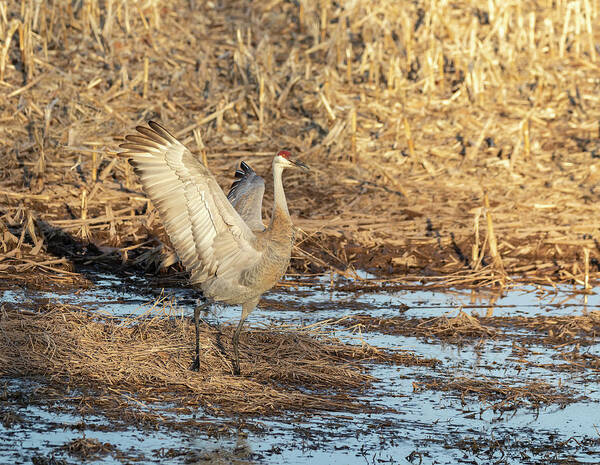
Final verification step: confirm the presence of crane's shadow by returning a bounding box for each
[2,214,203,308]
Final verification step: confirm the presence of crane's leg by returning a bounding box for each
[231,314,248,376]
[231,299,258,376]
[190,301,210,372]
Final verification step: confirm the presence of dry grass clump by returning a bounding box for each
[0,302,424,416]
[526,350,600,373]
[0,210,91,288]
[0,1,600,287]
[61,437,114,460]
[337,310,497,342]
[418,377,578,413]
[482,311,600,346]
[336,310,600,347]
[557,350,600,371]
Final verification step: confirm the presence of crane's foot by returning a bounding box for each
[190,355,200,372]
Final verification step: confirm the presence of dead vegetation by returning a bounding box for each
[417,377,578,413]
[334,309,600,349]
[0,1,599,288]
[61,437,114,460]
[337,310,498,342]
[0,302,434,417]
[0,2,599,457]
[487,311,600,346]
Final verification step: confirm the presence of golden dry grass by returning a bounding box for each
[0,1,599,287]
[2,0,600,426]
[0,302,434,416]
[337,310,498,341]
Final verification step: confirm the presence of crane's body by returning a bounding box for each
[119,121,308,374]
[201,165,294,307]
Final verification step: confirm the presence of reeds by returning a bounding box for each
[0,0,599,288]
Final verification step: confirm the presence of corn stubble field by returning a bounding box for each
[0,0,599,287]
[1,0,600,463]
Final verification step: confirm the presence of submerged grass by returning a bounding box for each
[335,309,600,348]
[419,377,579,413]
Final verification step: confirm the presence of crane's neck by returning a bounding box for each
[270,163,291,228]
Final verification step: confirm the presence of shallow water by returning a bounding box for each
[1,274,599,464]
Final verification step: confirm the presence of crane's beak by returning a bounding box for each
[291,159,310,172]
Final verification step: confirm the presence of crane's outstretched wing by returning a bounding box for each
[227,161,265,232]
[119,121,262,286]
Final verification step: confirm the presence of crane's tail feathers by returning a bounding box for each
[228,161,259,202]
[235,161,255,179]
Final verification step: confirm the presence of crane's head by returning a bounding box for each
[274,150,310,172]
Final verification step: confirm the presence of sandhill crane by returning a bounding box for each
[119,121,309,375]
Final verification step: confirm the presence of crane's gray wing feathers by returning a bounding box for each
[227,161,265,232]
[119,121,262,289]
